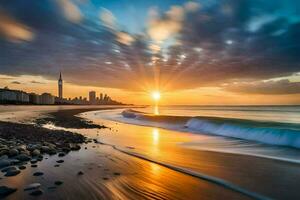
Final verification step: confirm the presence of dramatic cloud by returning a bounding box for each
[0,11,34,42]
[224,79,300,94]
[56,0,82,23]
[0,0,299,96]
[99,8,117,29]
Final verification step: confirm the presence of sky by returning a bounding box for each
[0,0,300,105]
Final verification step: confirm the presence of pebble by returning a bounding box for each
[15,154,31,162]
[33,172,44,176]
[24,183,41,191]
[77,171,84,175]
[31,164,38,168]
[31,149,41,157]
[58,152,66,157]
[19,165,26,170]
[113,172,121,176]
[29,189,43,196]
[54,181,63,186]
[1,166,17,173]
[30,159,38,164]
[0,186,17,197]
[56,160,64,163]
[0,160,10,168]
[8,149,19,157]
[54,164,60,167]
[4,169,20,177]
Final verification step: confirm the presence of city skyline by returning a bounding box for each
[0,72,124,105]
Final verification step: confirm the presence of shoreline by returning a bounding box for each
[0,106,300,199]
[0,107,248,200]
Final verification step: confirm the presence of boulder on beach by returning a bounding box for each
[0,186,17,197]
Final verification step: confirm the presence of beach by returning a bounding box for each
[0,105,299,199]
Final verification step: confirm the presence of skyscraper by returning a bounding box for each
[58,72,63,99]
[89,91,96,104]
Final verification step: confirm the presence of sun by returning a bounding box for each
[151,91,161,101]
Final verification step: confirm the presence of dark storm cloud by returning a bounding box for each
[0,0,299,94]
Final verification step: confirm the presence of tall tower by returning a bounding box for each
[58,72,63,99]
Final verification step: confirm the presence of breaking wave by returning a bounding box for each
[121,109,300,149]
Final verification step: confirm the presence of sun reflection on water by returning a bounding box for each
[152,128,160,146]
[154,105,160,115]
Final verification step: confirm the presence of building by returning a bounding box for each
[89,91,96,104]
[0,87,29,104]
[29,93,40,104]
[100,93,103,101]
[58,72,63,99]
[40,93,55,104]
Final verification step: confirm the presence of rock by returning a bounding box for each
[29,189,43,196]
[1,166,17,173]
[77,171,84,175]
[24,183,41,191]
[0,149,9,156]
[37,156,43,161]
[31,164,38,168]
[54,165,59,167]
[102,177,109,180]
[19,166,26,170]
[58,152,66,157]
[8,149,19,157]
[113,172,121,176]
[30,159,37,164]
[0,186,17,197]
[15,154,31,162]
[0,155,8,160]
[31,149,40,157]
[69,143,81,151]
[16,146,26,152]
[33,172,44,176]
[54,181,63,186]
[48,186,56,190]
[40,146,50,153]
[0,160,10,168]
[56,160,64,163]
[4,169,20,177]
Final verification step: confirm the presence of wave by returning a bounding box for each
[121,109,300,149]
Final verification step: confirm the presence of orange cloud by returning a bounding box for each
[0,11,34,42]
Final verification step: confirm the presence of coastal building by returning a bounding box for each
[0,87,29,104]
[58,72,63,99]
[89,91,96,104]
[100,93,103,101]
[40,93,55,104]
[29,93,40,104]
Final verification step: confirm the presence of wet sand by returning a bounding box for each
[0,106,299,199]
